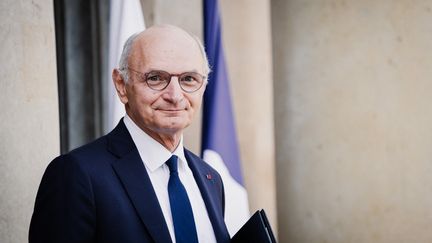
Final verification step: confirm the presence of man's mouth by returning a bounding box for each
[156,108,186,112]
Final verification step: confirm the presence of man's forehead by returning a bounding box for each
[140,25,192,38]
[129,25,204,69]
[135,25,197,50]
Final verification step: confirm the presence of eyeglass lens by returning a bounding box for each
[145,70,204,92]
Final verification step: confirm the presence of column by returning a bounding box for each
[272,0,432,242]
[0,0,59,242]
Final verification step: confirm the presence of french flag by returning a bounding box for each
[107,0,145,132]
[202,0,250,236]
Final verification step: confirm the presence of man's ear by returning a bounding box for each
[112,69,128,104]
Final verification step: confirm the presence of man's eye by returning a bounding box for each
[182,76,196,82]
[147,75,162,81]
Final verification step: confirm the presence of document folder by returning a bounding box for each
[231,209,277,243]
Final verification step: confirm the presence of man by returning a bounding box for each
[29,25,230,243]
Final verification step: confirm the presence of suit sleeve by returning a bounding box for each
[29,154,96,243]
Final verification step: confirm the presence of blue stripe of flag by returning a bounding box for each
[202,0,244,185]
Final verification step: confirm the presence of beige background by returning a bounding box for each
[219,0,277,233]
[272,0,432,242]
[0,0,59,242]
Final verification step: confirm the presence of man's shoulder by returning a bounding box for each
[184,148,221,178]
[62,120,132,162]
[184,148,207,166]
[47,135,111,171]
[68,135,110,159]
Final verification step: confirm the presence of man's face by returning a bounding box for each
[115,27,206,138]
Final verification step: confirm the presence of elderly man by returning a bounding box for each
[29,25,230,243]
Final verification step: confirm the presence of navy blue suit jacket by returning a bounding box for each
[29,120,230,243]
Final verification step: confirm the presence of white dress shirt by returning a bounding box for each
[123,115,217,243]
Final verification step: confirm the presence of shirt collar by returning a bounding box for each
[123,115,187,172]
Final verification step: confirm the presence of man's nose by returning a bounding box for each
[162,77,183,102]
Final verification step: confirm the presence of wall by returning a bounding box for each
[0,0,59,242]
[219,0,277,233]
[272,0,432,242]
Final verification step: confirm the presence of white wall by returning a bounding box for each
[0,0,59,242]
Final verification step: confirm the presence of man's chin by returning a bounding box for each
[156,109,187,117]
[156,121,189,133]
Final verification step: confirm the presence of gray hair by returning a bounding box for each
[118,32,141,82]
[191,34,211,78]
[117,29,211,82]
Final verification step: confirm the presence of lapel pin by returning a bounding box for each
[206,174,212,180]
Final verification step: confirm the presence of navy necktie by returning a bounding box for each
[166,155,198,243]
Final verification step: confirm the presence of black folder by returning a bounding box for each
[231,209,277,243]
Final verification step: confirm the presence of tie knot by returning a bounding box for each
[166,155,178,173]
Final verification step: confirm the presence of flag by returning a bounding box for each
[107,0,145,132]
[202,0,250,236]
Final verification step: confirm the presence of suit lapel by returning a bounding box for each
[185,149,230,243]
[107,120,172,243]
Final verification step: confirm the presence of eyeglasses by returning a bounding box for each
[125,68,206,93]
